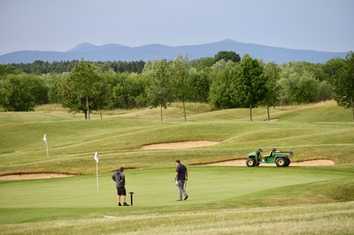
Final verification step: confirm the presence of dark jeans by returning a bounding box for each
[177,180,188,200]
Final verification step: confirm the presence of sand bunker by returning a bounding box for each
[291,159,335,166]
[0,172,76,181]
[205,159,335,167]
[142,141,219,150]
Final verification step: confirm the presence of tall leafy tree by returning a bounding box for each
[263,63,280,120]
[61,61,108,120]
[214,51,241,63]
[171,56,190,121]
[144,60,174,122]
[188,68,210,102]
[0,74,48,111]
[209,60,242,108]
[323,58,347,85]
[334,52,354,120]
[111,72,147,108]
[239,55,266,121]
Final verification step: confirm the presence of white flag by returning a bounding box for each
[43,134,48,145]
[93,152,99,163]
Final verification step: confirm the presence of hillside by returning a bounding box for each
[0,39,346,64]
[0,101,353,174]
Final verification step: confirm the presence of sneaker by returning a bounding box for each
[184,195,189,201]
[118,202,122,206]
[123,202,130,206]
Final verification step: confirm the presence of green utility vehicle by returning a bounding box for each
[246,148,293,167]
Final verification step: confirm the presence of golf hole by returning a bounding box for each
[0,172,78,181]
[142,141,219,150]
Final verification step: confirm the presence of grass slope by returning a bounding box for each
[0,101,353,173]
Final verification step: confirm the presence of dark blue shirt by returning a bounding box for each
[176,164,187,181]
[112,171,125,187]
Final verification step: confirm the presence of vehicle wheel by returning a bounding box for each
[275,157,286,167]
[246,158,256,167]
[284,158,291,167]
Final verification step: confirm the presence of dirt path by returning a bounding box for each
[205,159,335,167]
[142,141,219,150]
[0,173,76,181]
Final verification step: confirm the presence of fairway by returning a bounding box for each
[1,101,354,234]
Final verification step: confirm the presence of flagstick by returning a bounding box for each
[46,143,49,158]
[96,161,99,192]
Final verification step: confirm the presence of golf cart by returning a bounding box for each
[246,148,293,167]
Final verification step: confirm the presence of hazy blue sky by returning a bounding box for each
[1,0,353,54]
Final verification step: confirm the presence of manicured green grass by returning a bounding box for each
[0,101,354,234]
[1,167,348,209]
[0,166,353,233]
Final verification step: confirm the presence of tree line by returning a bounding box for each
[0,60,145,74]
[0,51,353,121]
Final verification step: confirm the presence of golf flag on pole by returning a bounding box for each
[93,152,100,192]
[93,152,99,163]
[43,134,48,145]
[43,134,49,157]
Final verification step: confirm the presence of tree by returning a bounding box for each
[171,57,190,121]
[188,68,210,102]
[279,70,320,104]
[0,64,20,77]
[144,60,174,122]
[263,63,280,120]
[214,51,241,63]
[239,55,266,121]
[323,58,347,85]
[110,72,147,109]
[0,74,48,111]
[334,52,354,120]
[190,57,215,70]
[209,60,243,108]
[61,61,108,119]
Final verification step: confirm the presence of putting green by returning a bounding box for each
[0,167,347,209]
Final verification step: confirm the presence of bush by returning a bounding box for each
[0,74,48,111]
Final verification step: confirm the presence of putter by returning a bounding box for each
[129,192,134,206]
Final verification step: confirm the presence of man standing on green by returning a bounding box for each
[175,160,189,201]
[112,167,129,206]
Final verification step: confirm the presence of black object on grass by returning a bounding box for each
[129,192,134,206]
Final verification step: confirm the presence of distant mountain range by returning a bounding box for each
[0,39,347,64]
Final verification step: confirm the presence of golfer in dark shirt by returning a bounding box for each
[112,167,129,206]
[175,160,189,201]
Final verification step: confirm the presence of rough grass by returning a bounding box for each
[1,201,353,235]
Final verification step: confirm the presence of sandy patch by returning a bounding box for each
[207,159,246,166]
[142,141,219,150]
[0,173,76,181]
[291,159,335,166]
[204,159,335,167]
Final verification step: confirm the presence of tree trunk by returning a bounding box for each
[182,98,187,121]
[100,111,102,120]
[84,110,88,120]
[249,105,253,121]
[160,104,163,123]
[267,106,270,121]
[86,96,90,120]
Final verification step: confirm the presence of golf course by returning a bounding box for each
[0,100,354,234]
